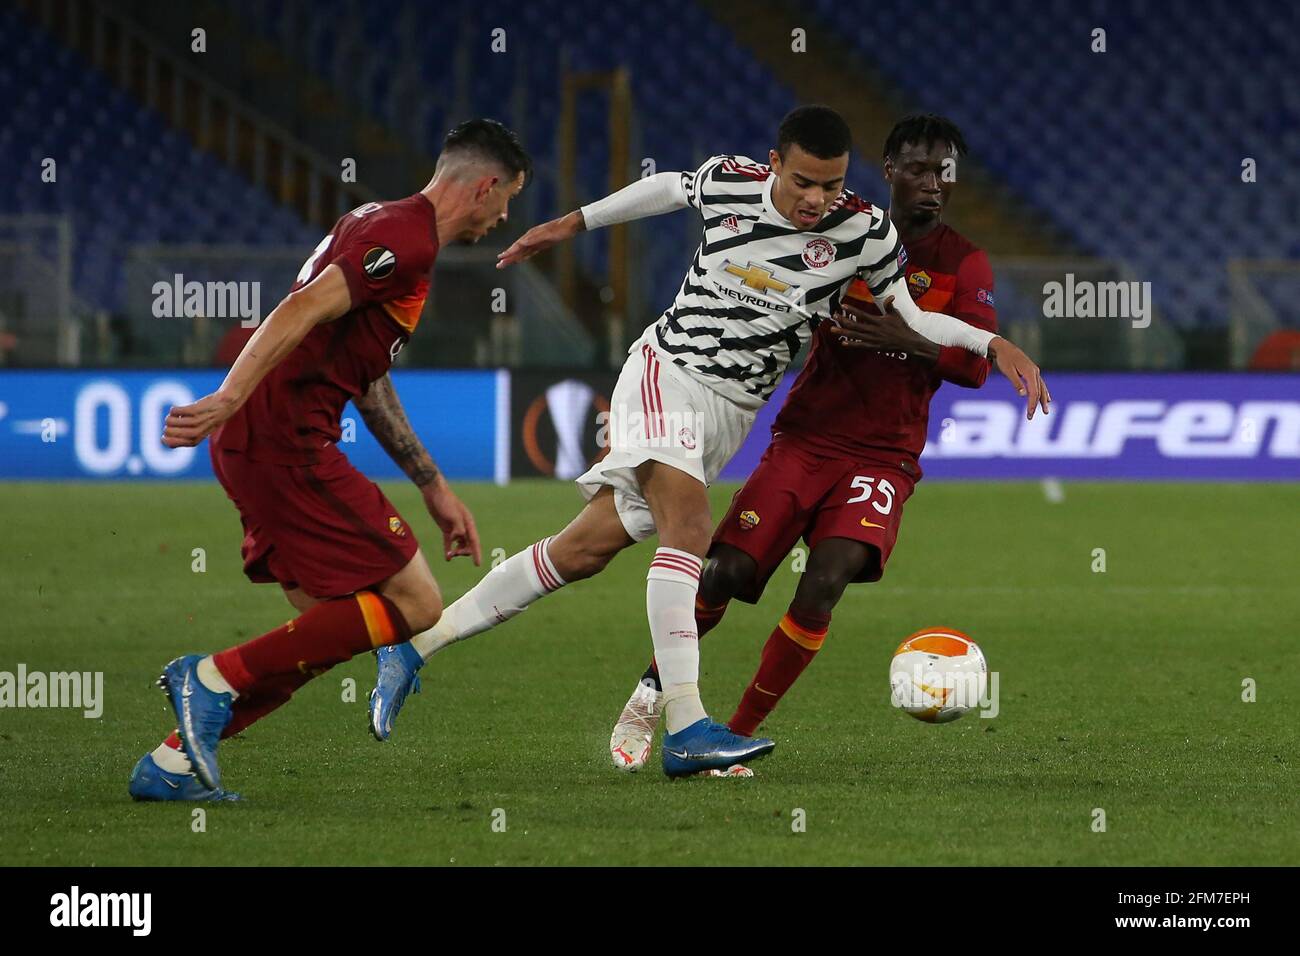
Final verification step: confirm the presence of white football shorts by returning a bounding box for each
[575,332,757,542]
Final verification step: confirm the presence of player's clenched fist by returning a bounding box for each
[988,337,1051,420]
[161,390,240,447]
[496,210,585,268]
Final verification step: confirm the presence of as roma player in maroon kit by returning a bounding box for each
[616,116,1039,764]
[129,120,530,800]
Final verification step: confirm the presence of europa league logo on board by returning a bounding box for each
[517,376,614,479]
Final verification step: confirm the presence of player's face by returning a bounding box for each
[885,140,957,227]
[768,144,849,231]
[463,170,527,243]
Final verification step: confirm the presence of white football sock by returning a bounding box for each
[197,655,239,700]
[646,547,708,734]
[152,740,192,774]
[409,536,566,661]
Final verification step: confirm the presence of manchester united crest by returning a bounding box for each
[801,237,835,269]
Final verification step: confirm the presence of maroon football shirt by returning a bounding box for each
[772,222,997,470]
[216,195,439,465]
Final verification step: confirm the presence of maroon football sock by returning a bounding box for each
[728,607,829,736]
[160,670,314,755]
[211,591,410,695]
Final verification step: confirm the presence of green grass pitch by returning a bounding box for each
[1,479,1296,865]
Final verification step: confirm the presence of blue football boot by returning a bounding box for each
[157,655,233,791]
[128,753,240,802]
[368,642,424,741]
[661,718,775,778]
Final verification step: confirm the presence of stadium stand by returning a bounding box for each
[805,0,1300,329]
[225,0,823,329]
[0,4,317,321]
[3,0,1293,364]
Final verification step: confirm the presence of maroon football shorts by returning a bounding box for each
[210,444,419,600]
[712,437,918,603]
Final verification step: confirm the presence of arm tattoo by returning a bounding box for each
[354,373,441,488]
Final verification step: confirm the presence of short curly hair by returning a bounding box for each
[883,114,968,161]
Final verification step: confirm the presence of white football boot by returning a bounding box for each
[706,764,755,778]
[609,682,757,777]
[609,681,662,772]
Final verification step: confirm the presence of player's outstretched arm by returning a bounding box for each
[496,172,690,268]
[495,210,586,268]
[986,336,1051,420]
[355,373,482,565]
[876,276,994,353]
[161,264,353,447]
[877,279,1048,419]
[831,298,942,364]
[832,291,1050,419]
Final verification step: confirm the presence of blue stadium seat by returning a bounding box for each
[7,0,1290,333]
[802,0,1299,327]
[0,9,318,314]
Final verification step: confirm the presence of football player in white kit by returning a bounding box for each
[368,106,1048,777]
